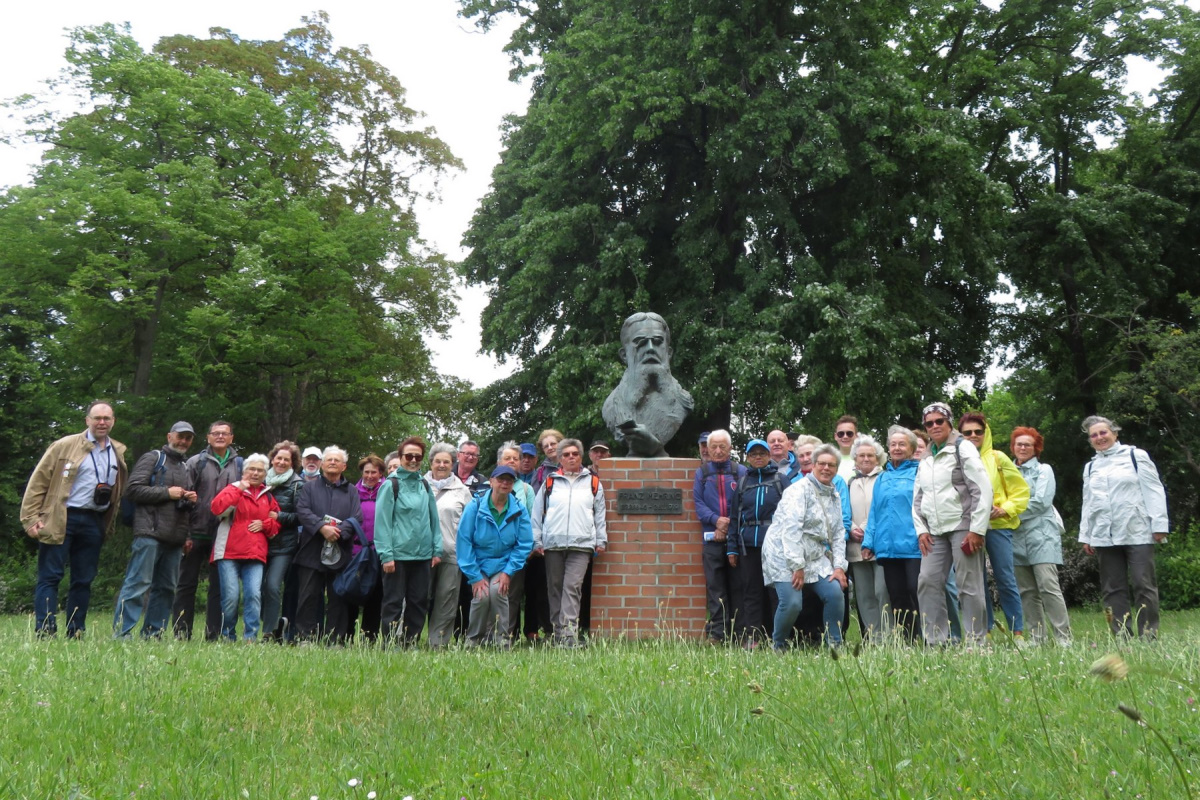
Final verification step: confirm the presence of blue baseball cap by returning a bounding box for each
[519,443,538,457]
[491,465,518,480]
[698,431,711,444]
[745,439,770,454]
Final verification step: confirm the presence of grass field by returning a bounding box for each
[1,610,1198,799]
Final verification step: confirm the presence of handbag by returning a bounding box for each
[332,518,380,604]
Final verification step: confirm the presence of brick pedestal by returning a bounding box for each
[591,457,706,639]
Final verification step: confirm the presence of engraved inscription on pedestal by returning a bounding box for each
[617,487,684,515]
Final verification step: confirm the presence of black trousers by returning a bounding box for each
[171,539,221,640]
[879,557,922,641]
[702,541,733,641]
[733,547,772,641]
[294,565,350,643]
[381,560,432,645]
[346,576,383,644]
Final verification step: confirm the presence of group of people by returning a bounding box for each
[19,400,1169,649]
[694,408,1170,650]
[19,406,612,647]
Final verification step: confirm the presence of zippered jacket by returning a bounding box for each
[532,468,607,551]
[457,489,533,584]
[762,474,848,584]
[209,482,280,562]
[20,432,129,544]
[126,447,192,546]
[975,423,1030,530]
[1013,457,1064,565]
[374,468,442,563]
[1079,443,1169,547]
[692,459,746,537]
[862,459,921,559]
[187,447,242,541]
[912,434,993,538]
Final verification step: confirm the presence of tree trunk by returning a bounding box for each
[130,274,169,397]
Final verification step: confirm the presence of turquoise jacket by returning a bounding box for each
[374,469,442,563]
[456,489,533,584]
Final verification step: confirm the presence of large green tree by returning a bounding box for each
[0,18,463,606]
[460,0,1010,448]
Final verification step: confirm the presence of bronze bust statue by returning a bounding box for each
[602,312,693,458]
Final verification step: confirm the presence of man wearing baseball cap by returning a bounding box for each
[113,421,198,638]
[301,446,323,481]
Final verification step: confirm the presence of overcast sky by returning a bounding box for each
[0,1,523,387]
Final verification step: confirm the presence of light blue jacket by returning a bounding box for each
[1013,457,1063,566]
[862,459,921,559]
[457,489,533,584]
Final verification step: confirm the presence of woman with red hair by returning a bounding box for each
[1011,427,1071,644]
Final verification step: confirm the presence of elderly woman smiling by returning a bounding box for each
[1079,415,1170,639]
[426,442,473,648]
[762,444,848,650]
[209,453,280,641]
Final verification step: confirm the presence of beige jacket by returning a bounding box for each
[19,432,128,544]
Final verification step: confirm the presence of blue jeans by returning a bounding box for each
[773,577,845,648]
[112,537,183,638]
[984,529,1024,634]
[35,509,105,636]
[260,552,293,638]
[216,559,264,641]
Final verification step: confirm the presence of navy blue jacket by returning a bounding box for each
[730,462,788,554]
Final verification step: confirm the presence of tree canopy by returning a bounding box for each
[0,16,464,572]
[460,0,1200,527]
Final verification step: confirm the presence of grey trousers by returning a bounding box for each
[545,549,591,642]
[917,532,987,645]
[427,560,461,648]
[1096,544,1159,638]
[849,560,890,639]
[1015,563,1072,644]
[465,573,511,646]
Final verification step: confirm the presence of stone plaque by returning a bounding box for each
[617,487,684,515]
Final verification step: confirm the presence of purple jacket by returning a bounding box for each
[355,480,381,555]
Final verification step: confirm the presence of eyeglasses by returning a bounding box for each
[814,460,839,469]
[209,431,232,438]
[401,453,423,463]
[961,428,984,437]
[560,451,581,458]
[459,451,479,459]
[923,418,948,429]
[835,431,856,439]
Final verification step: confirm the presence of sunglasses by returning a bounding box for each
[961,428,984,436]
[923,418,948,429]
[401,453,423,463]
[835,431,856,438]
[560,451,582,458]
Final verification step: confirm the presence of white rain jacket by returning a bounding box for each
[762,474,848,585]
[532,468,607,551]
[1079,443,1169,547]
[912,434,993,538]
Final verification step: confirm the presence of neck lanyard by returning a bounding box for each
[89,444,114,483]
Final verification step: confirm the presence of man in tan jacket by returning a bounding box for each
[20,401,128,637]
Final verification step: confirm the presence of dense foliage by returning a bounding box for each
[458,0,1200,536]
[0,16,464,605]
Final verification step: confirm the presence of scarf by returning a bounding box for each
[265,468,294,488]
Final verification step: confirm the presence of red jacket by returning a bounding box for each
[209,483,281,563]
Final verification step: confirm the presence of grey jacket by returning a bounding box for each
[125,447,193,546]
[187,447,242,541]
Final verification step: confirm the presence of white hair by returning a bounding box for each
[321,445,349,463]
[707,429,732,446]
[853,434,885,464]
[243,453,270,470]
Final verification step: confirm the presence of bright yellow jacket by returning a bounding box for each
[977,424,1029,530]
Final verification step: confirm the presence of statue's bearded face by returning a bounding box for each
[622,320,671,375]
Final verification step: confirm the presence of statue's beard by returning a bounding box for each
[633,363,667,395]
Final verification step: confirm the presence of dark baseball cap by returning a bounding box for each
[170,421,195,435]
[490,465,518,480]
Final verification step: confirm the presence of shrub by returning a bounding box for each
[1059,535,1101,609]
[1157,539,1200,611]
